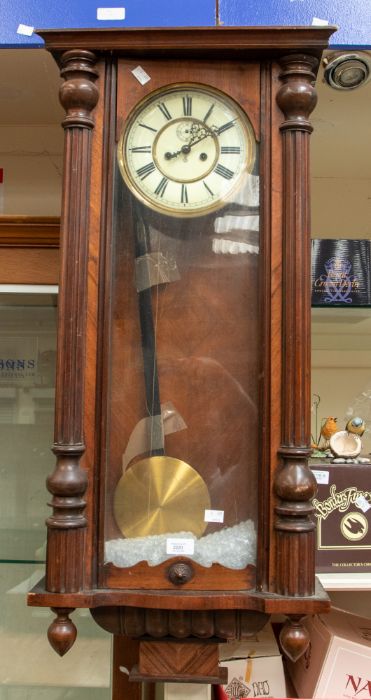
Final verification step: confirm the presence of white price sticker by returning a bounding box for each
[97,7,125,20]
[312,470,330,485]
[312,17,330,26]
[132,66,151,85]
[17,24,34,36]
[204,509,224,523]
[356,496,371,513]
[166,538,194,556]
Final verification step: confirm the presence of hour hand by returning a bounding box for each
[164,144,192,160]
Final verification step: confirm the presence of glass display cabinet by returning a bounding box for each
[28,26,335,683]
[0,284,111,700]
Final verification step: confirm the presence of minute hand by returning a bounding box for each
[187,126,214,148]
[165,119,237,160]
[188,119,238,146]
[165,126,213,160]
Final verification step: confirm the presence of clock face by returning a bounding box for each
[118,84,256,217]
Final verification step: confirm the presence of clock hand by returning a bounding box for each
[164,145,189,160]
[164,115,238,161]
[187,118,238,144]
[164,124,214,160]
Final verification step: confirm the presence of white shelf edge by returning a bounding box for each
[0,284,58,294]
[317,572,371,591]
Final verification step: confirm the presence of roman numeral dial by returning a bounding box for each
[215,164,235,180]
[118,83,256,216]
[182,95,192,116]
[158,102,172,121]
[154,177,169,197]
[136,162,156,180]
[181,184,188,204]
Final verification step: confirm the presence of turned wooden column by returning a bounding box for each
[274,54,318,598]
[45,49,99,605]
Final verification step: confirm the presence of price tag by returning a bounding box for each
[97,7,125,20]
[312,470,330,485]
[356,495,371,513]
[204,509,224,523]
[17,24,34,36]
[312,17,330,26]
[166,538,194,556]
[132,66,151,85]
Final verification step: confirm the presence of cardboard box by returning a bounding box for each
[164,683,211,700]
[311,463,371,573]
[214,691,297,700]
[217,623,287,699]
[287,608,371,699]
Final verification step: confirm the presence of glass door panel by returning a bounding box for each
[104,88,260,573]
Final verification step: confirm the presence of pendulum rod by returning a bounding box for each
[133,203,164,457]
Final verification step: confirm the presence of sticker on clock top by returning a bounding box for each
[97,7,125,20]
[17,24,34,36]
[166,538,194,556]
[312,17,329,26]
[132,66,151,85]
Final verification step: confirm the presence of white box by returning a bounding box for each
[287,608,371,698]
[218,623,287,698]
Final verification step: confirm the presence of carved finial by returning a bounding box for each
[279,615,310,662]
[47,443,87,529]
[48,608,77,656]
[274,447,317,506]
[277,54,319,132]
[59,49,99,129]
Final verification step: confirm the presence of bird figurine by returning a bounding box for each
[346,416,366,437]
[320,416,338,448]
[343,516,366,536]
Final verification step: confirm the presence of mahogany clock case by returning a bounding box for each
[27,28,335,652]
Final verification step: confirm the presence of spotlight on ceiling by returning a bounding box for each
[323,53,370,90]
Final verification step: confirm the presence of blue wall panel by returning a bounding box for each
[0,0,215,47]
[0,0,370,47]
[219,0,371,48]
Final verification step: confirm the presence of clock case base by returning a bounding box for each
[27,26,336,674]
[29,579,330,676]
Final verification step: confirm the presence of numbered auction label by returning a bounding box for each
[204,509,224,523]
[132,66,151,85]
[166,538,195,556]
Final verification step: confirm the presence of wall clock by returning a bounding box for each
[28,26,336,687]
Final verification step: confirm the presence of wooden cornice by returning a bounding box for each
[0,216,60,247]
[37,26,337,59]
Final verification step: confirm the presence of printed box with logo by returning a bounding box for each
[311,463,371,573]
[311,239,371,307]
[287,608,371,699]
[216,622,286,699]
